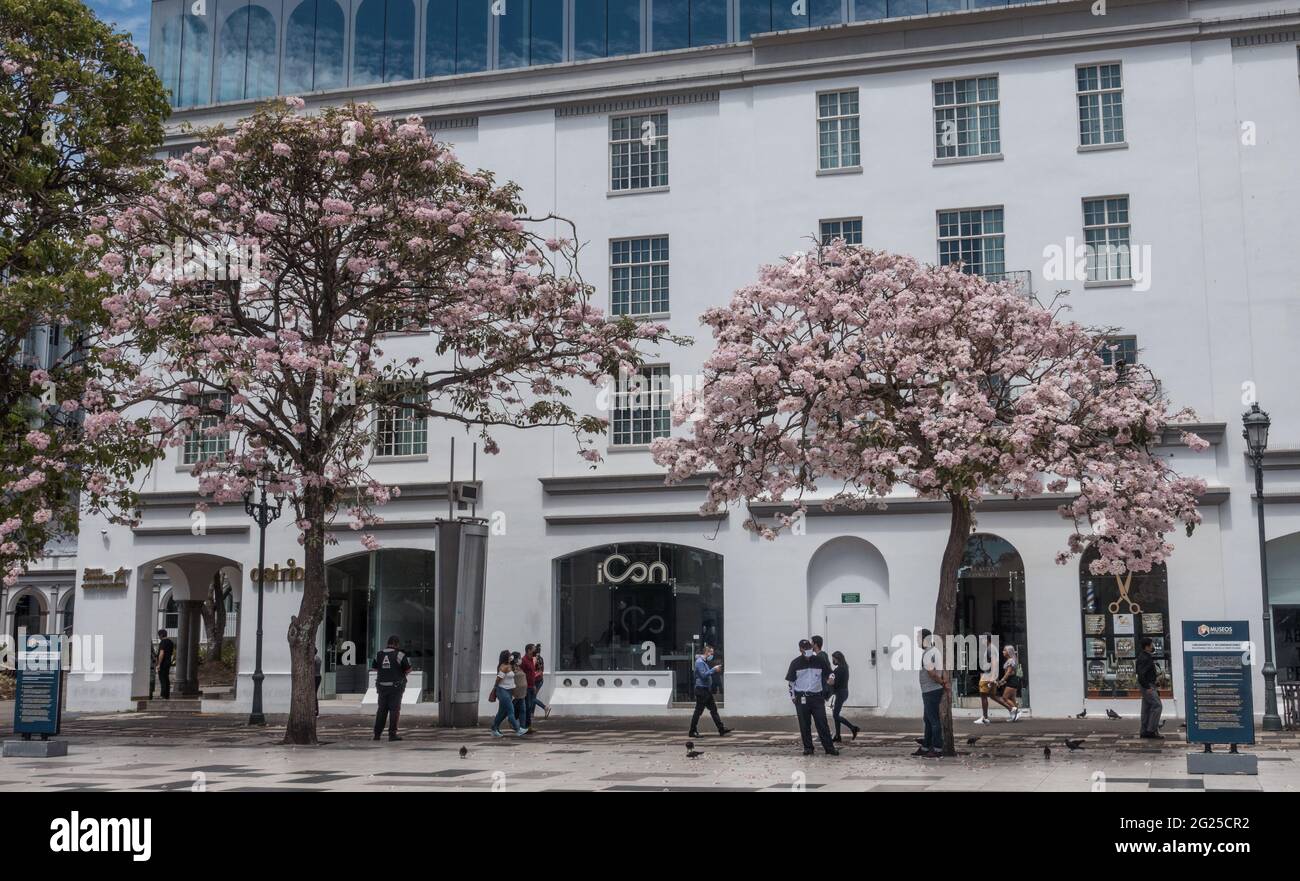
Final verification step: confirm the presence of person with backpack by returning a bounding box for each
[372,635,412,742]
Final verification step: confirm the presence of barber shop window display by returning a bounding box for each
[555,543,723,702]
[1079,548,1172,698]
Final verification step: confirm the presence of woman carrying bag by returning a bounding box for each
[489,650,527,737]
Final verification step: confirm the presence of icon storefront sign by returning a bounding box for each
[250,559,305,585]
[595,553,669,586]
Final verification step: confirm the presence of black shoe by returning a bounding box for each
[717,727,733,736]
[924,750,944,758]
[825,747,840,756]
[388,735,402,742]
[911,748,927,756]
[802,749,814,756]
[915,737,925,746]
[688,730,701,738]
[851,726,860,740]
[373,734,381,741]
[833,735,843,743]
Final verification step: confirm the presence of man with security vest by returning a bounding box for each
[372,635,412,742]
[785,638,839,756]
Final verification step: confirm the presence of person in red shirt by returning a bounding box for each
[520,643,540,730]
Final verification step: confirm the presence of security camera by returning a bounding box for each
[100,528,109,536]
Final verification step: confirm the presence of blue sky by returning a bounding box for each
[86,0,153,57]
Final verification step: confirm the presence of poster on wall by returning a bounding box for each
[1114,637,1135,658]
[1181,620,1254,745]
[1084,615,1106,635]
[1141,613,1164,634]
[1113,613,1135,635]
[1085,638,1106,658]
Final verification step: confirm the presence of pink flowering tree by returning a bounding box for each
[652,245,1207,754]
[0,0,168,587]
[88,99,676,744]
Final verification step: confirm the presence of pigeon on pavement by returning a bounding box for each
[1075,709,1087,719]
[1064,738,1086,751]
[459,746,468,758]
[1106,708,1121,720]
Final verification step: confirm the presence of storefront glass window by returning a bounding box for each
[325,549,436,694]
[1079,549,1172,698]
[555,543,723,702]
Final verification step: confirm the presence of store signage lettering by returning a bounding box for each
[251,560,305,584]
[82,567,129,589]
[596,553,668,585]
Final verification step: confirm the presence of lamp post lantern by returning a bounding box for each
[1243,402,1283,731]
[244,477,283,727]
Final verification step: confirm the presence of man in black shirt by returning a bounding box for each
[372,635,412,742]
[156,629,174,700]
[1136,637,1162,739]
[785,639,839,756]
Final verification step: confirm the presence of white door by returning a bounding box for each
[825,605,878,707]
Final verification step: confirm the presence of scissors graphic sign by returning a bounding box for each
[1108,573,1142,614]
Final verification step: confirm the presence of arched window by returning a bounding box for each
[284,0,347,93]
[60,593,75,638]
[216,2,280,103]
[11,593,46,643]
[354,0,417,85]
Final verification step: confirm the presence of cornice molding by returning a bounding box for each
[540,471,716,495]
[544,510,727,525]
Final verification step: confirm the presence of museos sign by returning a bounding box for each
[595,553,669,585]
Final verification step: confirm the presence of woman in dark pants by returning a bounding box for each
[830,651,860,742]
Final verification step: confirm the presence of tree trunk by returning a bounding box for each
[284,488,328,745]
[934,495,973,757]
[201,572,226,664]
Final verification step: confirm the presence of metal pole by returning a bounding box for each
[471,442,477,519]
[448,435,455,521]
[249,487,268,726]
[1253,457,1282,731]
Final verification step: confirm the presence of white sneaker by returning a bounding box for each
[1010,708,1021,722]
[517,728,529,737]
[974,717,990,725]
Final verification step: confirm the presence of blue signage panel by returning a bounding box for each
[1180,620,1254,745]
[13,635,63,737]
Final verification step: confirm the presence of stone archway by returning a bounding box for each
[806,537,889,708]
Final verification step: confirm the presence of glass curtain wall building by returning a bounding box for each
[151,0,1055,108]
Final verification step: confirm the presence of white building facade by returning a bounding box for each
[44,0,1300,720]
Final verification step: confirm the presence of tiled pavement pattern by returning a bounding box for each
[1,709,1296,792]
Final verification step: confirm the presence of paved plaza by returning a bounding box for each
[2,705,1296,792]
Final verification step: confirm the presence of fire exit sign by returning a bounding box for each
[841,593,860,603]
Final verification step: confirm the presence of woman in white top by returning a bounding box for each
[975,636,1016,724]
[489,649,527,737]
[994,645,1022,722]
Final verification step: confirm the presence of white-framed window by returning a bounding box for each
[817,90,861,171]
[937,207,1005,276]
[610,112,668,192]
[611,365,672,447]
[1099,335,1138,368]
[183,393,230,465]
[819,217,863,246]
[1083,196,1131,282]
[934,76,1000,158]
[375,383,428,457]
[610,236,669,316]
[1077,63,1124,146]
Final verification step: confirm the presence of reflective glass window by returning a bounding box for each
[178,8,212,106]
[496,0,529,69]
[652,0,688,52]
[149,0,183,106]
[739,0,771,38]
[608,0,642,56]
[353,0,387,84]
[574,0,606,59]
[246,5,279,97]
[531,0,564,64]
[425,0,458,75]
[385,0,416,81]
[691,0,728,46]
[458,0,489,73]
[852,0,886,20]
[887,0,925,15]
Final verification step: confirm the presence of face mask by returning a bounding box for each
[705,654,714,661]
[804,650,815,658]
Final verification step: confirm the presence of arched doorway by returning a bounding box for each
[807,537,889,707]
[954,533,1029,708]
[59,592,75,638]
[554,543,723,703]
[1078,548,1172,699]
[9,591,47,643]
[324,548,436,697]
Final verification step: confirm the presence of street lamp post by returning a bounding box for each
[1243,402,1283,731]
[244,480,283,727]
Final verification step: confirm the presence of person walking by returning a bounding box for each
[830,650,860,742]
[974,635,1010,724]
[156,629,174,700]
[915,629,949,757]
[688,643,732,737]
[510,652,530,734]
[811,635,832,699]
[993,644,1022,722]
[532,643,552,719]
[520,643,539,729]
[1136,637,1163,739]
[488,650,527,737]
[372,635,411,742]
[786,639,838,756]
